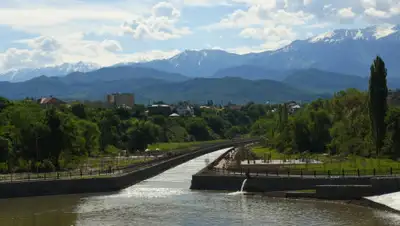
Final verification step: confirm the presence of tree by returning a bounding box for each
[368,56,388,155]
[185,118,212,141]
[205,115,230,138]
[71,103,87,119]
[127,119,161,152]
[0,136,11,163]
[43,108,64,168]
[383,107,400,158]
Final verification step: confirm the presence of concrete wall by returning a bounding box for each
[190,174,372,192]
[190,146,400,199]
[370,177,400,194]
[191,173,400,200]
[0,139,258,199]
[316,185,375,200]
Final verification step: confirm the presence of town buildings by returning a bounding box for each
[37,96,66,107]
[107,93,135,108]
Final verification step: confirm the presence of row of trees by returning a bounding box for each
[0,98,269,172]
[253,56,400,159]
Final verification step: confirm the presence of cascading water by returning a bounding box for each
[240,179,247,192]
[228,178,248,196]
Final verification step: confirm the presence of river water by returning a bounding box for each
[1,148,400,226]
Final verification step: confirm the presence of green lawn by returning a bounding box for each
[83,157,151,171]
[291,157,400,172]
[251,146,302,160]
[148,140,227,151]
[250,146,400,175]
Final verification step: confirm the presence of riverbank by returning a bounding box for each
[190,146,400,214]
[0,139,259,199]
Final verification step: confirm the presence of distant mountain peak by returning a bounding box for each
[0,62,101,82]
[308,24,399,43]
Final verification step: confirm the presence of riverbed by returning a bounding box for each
[0,148,399,226]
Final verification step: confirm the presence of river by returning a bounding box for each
[0,148,399,226]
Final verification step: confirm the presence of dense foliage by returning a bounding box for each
[0,100,267,172]
[254,57,400,159]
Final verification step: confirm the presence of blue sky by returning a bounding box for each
[0,0,398,72]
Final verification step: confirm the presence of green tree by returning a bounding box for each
[185,118,213,141]
[205,115,230,138]
[71,103,87,119]
[368,56,388,155]
[127,119,161,152]
[383,107,400,158]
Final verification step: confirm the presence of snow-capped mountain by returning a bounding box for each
[3,24,400,82]
[244,24,400,77]
[127,49,243,77]
[308,24,399,43]
[121,24,400,79]
[0,62,101,82]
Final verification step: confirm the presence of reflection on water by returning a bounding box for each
[0,148,399,226]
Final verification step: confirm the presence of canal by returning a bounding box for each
[0,148,399,226]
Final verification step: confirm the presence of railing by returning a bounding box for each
[0,138,260,183]
[208,167,400,178]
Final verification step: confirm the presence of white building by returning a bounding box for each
[176,105,194,116]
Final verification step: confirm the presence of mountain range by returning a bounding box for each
[2,24,400,82]
[123,24,400,78]
[0,62,100,82]
[0,67,329,104]
[1,24,400,103]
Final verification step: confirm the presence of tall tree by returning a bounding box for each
[368,56,388,155]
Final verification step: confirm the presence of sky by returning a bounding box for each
[0,0,399,72]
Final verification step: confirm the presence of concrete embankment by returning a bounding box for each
[190,148,400,202]
[191,170,400,213]
[0,139,258,199]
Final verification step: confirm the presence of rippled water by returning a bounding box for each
[1,148,400,226]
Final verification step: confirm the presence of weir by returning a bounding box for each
[365,192,400,212]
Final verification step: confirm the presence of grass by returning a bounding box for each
[252,146,300,160]
[86,157,151,169]
[291,157,400,172]
[250,146,400,175]
[148,140,227,151]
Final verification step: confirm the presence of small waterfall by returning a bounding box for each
[240,179,247,192]
[228,179,248,196]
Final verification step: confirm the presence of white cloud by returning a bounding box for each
[152,2,181,18]
[101,40,123,52]
[1,47,61,71]
[2,0,400,72]
[16,36,62,52]
[122,2,191,40]
[0,35,179,72]
[204,2,314,30]
[364,8,390,18]
[338,7,356,19]
[0,0,150,38]
[338,7,357,23]
[240,25,296,41]
[180,0,230,7]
